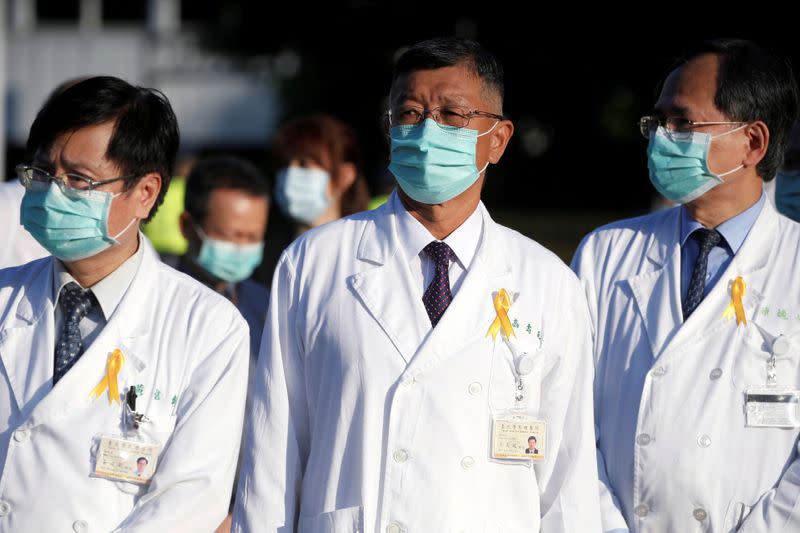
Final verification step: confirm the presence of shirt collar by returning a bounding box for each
[53,236,145,319]
[392,191,483,268]
[680,192,766,254]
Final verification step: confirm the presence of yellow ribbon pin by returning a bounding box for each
[486,289,516,341]
[89,349,125,404]
[722,276,747,326]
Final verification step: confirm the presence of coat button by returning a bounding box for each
[709,368,723,380]
[401,376,416,387]
[73,520,89,532]
[0,501,10,516]
[773,335,791,356]
[697,435,712,448]
[468,382,482,395]
[636,433,651,446]
[651,366,667,378]
[693,508,708,521]
[13,429,30,442]
[461,456,475,469]
[634,504,649,517]
[393,449,409,463]
[386,522,403,533]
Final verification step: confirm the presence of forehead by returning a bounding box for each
[390,64,486,107]
[655,53,722,119]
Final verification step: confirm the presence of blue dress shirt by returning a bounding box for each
[680,193,765,304]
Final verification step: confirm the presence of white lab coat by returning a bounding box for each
[0,237,249,532]
[233,194,601,533]
[0,179,47,268]
[572,199,800,532]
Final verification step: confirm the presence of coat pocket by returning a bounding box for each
[298,505,364,533]
[723,500,752,532]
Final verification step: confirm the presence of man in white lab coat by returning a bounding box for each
[0,76,249,532]
[572,39,800,532]
[234,37,601,532]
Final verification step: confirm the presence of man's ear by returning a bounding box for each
[742,120,769,169]
[132,172,162,220]
[488,120,514,164]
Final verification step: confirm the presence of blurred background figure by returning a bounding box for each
[141,154,196,267]
[272,113,369,234]
[178,155,270,365]
[0,176,47,268]
[766,119,800,221]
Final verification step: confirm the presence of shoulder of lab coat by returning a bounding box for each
[0,238,250,531]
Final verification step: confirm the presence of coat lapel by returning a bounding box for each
[623,208,683,359]
[406,205,512,375]
[15,237,157,428]
[349,199,428,364]
[662,200,776,355]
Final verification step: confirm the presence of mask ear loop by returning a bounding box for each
[711,123,750,178]
[111,216,138,241]
[476,120,502,174]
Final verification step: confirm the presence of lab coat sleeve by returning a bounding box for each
[114,301,250,532]
[571,236,631,533]
[738,446,800,532]
[232,252,309,533]
[538,271,602,532]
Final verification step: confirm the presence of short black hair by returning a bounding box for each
[184,155,270,224]
[26,76,180,221]
[670,39,799,182]
[136,457,148,464]
[392,37,504,111]
[528,436,537,442]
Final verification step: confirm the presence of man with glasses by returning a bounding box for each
[0,76,249,531]
[234,37,601,532]
[572,39,800,532]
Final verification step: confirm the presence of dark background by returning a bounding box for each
[16,3,800,272]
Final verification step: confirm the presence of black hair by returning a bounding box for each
[26,75,180,221]
[671,39,799,182]
[392,37,504,110]
[137,457,148,464]
[184,155,270,224]
[528,436,537,442]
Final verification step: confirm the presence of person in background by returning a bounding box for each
[272,113,370,234]
[0,178,48,268]
[0,75,249,532]
[141,154,196,267]
[179,154,270,365]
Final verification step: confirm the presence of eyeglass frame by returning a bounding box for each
[16,164,140,192]
[638,115,748,139]
[385,105,505,129]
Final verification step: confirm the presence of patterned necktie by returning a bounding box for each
[54,282,97,384]
[422,241,455,327]
[683,228,723,320]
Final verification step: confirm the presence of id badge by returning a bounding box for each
[491,410,546,461]
[91,434,161,485]
[745,387,800,428]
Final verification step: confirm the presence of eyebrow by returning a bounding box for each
[653,104,690,117]
[58,155,103,177]
[391,91,472,107]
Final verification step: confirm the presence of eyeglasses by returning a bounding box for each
[639,116,747,140]
[386,105,504,129]
[16,164,138,192]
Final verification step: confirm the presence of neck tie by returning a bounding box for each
[683,228,723,320]
[54,281,97,384]
[422,241,455,327]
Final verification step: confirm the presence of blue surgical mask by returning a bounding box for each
[775,169,800,223]
[275,166,331,225]
[195,226,263,283]
[647,125,746,204]
[21,182,137,261]
[388,118,496,205]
